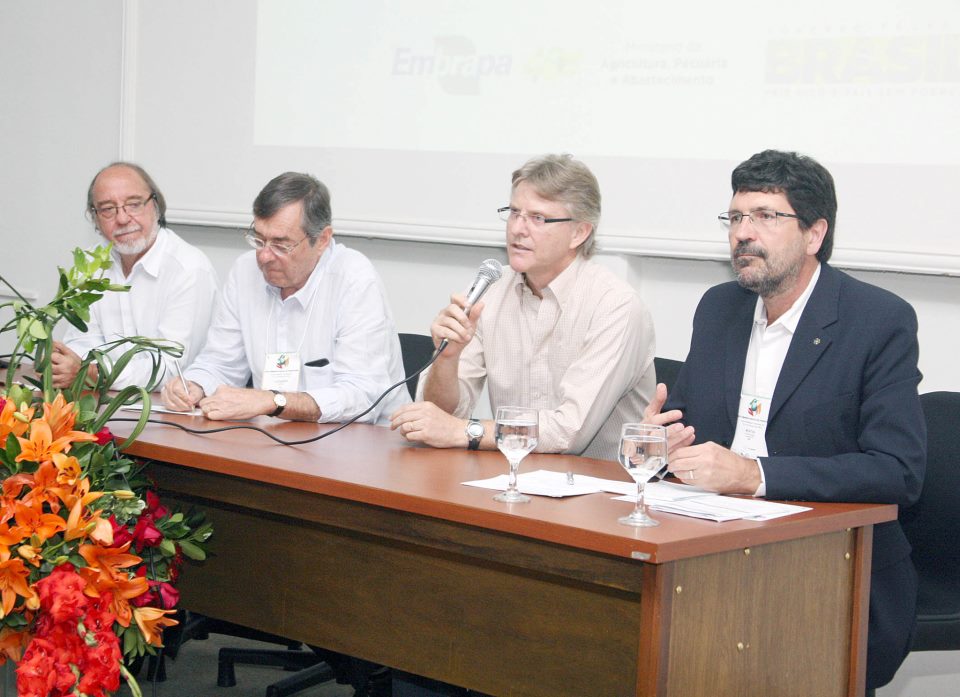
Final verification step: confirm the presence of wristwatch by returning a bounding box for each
[465,418,484,450]
[269,390,287,417]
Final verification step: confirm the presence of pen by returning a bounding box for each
[174,359,190,402]
[305,358,330,368]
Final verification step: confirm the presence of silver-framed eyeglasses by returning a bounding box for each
[498,206,573,228]
[718,208,800,231]
[93,194,156,220]
[244,227,308,256]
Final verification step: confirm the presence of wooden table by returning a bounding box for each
[114,414,892,697]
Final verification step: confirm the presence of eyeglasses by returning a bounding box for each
[93,194,156,220]
[719,209,800,231]
[244,228,308,256]
[498,206,573,228]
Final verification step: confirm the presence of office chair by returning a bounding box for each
[900,391,960,651]
[653,356,683,394]
[398,333,436,399]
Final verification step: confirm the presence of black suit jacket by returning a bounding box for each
[666,263,926,685]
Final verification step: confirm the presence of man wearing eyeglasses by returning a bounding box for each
[52,162,218,390]
[647,150,925,691]
[161,171,408,424]
[391,153,656,459]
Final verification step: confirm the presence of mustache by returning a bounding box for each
[733,242,766,259]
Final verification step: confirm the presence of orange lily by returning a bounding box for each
[78,542,148,627]
[54,469,101,513]
[51,452,82,487]
[11,504,67,545]
[2,471,36,499]
[0,399,34,444]
[133,606,179,647]
[65,492,112,545]
[0,626,29,664]
[19,463,72,514]
[16,420,96,466]
[0,552,37,618]
[16,544,43,568]
[42,394,80,440]
[0,516,28,547]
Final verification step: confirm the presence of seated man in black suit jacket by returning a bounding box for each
[648,149,926,690]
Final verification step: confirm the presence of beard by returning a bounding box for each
[110,224,159,257]
[731,240,804,298]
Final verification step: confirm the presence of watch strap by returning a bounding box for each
[269,390,286,417]
[466,418,483,450]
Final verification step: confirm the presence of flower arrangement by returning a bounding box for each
[0,247,212,696]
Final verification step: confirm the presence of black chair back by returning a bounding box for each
[901,390,960,651]
[653,357,683,394]
[398,333,436,400]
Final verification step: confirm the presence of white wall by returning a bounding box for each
[0,2,124,355]
[1,3,957,692]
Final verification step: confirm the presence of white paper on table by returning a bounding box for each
[577,476,710,500]
[462,469,604,498]
[121,403,202,417]
[613,491,811,522]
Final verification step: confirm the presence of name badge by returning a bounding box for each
[730,393,772,458]
[262,352,301,392]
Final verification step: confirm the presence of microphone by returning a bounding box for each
[438,259,503,352]
[462,258,503,315]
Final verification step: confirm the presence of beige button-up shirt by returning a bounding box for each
[434,255,656,460]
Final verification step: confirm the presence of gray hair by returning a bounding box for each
[86,162,167,227]
[253,172,332,243]
[511,154,601,257]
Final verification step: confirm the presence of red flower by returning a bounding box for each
[132,515,163,551]
[35,564,86,625]
[108,515,134,548]
[130,569,180,610]
[168,548,185,583]
[17,567,126,697]
[93,427,114,446]
[78,634,121,695]
[144,489,169,518]
[17,635,63,697]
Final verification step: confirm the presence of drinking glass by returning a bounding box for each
[493,406,539,503]
[617,423,667,527]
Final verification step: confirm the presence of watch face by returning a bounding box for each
[274,393,287,408]
[467,422,483,438]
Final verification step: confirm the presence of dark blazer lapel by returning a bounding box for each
[769,264,840,422]
[724,290,756,428]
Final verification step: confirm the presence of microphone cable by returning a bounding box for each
[106,342,446,447]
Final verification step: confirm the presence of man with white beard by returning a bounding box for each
[51,162,218,390]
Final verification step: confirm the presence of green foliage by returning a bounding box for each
[1,245,184,444]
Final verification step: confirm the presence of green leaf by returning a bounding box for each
[63,312,89,333]
[5,432,21,463]
[159,539,177,556]
[123,624,140,657]
[178,540,206,561]
[27,319,48,340]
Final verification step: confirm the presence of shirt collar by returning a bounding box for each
[266,238,338,308]
[753,262,822,333]
[514,254,584,305]
[112,227,169,280]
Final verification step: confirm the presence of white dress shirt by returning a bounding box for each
[421,255,656,459]
[184,239,409,425]
[63,227,219,390]
[743,263,821,496]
